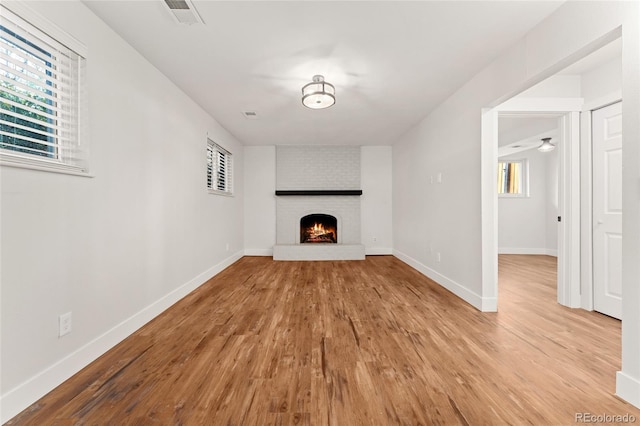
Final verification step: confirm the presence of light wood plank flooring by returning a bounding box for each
[7,255,639,425]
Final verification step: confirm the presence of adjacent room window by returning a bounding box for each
[207,139,233,195]
[0,5,88,174]
[497,159,528,196]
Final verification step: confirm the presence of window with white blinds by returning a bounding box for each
[0,5,88,174]
[207,139,233,195]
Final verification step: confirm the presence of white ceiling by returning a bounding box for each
[83,1,564,146]
[498,116,559,157]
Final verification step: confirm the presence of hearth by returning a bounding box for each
[300,214,337,243]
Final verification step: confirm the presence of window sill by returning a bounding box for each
[208,189,234,197]
[0,152,93,177]
[498,193,530,199]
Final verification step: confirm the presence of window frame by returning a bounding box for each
[207,138,233,196]
[0,3,89,176]
[497,158,529,198]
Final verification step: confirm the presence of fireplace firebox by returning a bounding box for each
[300,214,337,243]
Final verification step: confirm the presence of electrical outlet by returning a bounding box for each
[225,243,230,251]
[59,312,72,337]
[437,172,442,183]
[436,252,441,262]
[373,237,377,242]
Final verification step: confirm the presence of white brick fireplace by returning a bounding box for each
[273,146,366,260]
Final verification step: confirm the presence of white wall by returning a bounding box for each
[0,1,244,421]
[498,149,557,255]
[518,75,582,98]
[244,146,276,256]
[361,146,393,255]
[392,0,640,406]
[582,57,622,106]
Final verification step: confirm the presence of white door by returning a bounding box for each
[592,102,622,319]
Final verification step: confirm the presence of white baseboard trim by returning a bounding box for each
[480,297,498,312]
[499,247,558,257]
[0,251,244,424]
[365,247,393,255]
[393,249,494,312]
[616,371,640,408]
[244,248,273,256]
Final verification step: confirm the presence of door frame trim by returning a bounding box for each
[481,98,583,310]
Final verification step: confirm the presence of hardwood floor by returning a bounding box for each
[7,255,639,425]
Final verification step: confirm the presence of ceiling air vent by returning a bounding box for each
[242,111,259,120]
[163,0,203,25]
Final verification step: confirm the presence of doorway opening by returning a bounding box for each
[497,113,561,304]
[483,37,622,314]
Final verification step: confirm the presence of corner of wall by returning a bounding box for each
[392,249,484,311]
[616,371,640,408]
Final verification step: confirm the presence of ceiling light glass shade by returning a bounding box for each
[302,75,335,109]
[538,137,555,152]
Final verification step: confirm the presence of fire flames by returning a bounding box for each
[303,222,336,243]
[309,222,328,238]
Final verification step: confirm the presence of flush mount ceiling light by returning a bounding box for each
[538,137,555,152]
[302,75,335,109]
